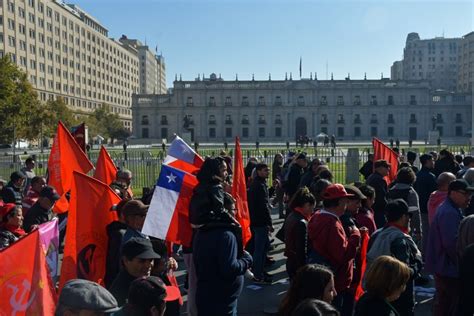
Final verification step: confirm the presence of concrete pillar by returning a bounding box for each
[346,148,360,184]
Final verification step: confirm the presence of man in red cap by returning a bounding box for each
[307,183,361,314]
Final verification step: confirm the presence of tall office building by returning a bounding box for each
[458,31,474,93]
[119,36,166,95]
[0,0,140,130]
[391,32,461,92]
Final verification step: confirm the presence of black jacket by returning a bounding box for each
[0,228,19,250]
[434,158,460,177]
[23,202,53,233]
[283,211,308,279]
[189,182,227,226]
[359,160,373,180]
[109,269,136,306]
[247,176,272,228]
[458,243,474,316]
[414,167,437,214]
[366,171,388,227]
[193,226,252,316]
[355,292,400,316]
[299,170,315,189]
[286,164,304,198]
[104,221,128,289]
[1,182,23,205]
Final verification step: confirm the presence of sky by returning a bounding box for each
[71,0,473,88]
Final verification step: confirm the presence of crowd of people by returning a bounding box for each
[1,146,474,316]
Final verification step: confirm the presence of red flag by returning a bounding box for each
[70,122,86,153]
[0,230,57,315]
[94,145,118,186]
[48,121,94,213]
[59,171,120,290]
[232,137,252,247]
[372,137,398,184]
[355,230,370,301]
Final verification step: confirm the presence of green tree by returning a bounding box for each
[88,104,130,143]
[42,97,78,137]
[0,56,41,144]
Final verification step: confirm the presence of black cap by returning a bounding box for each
[56,279,120,315]
[344,185,367,200]
[406,151,417,161]
[296,153,306,160]
[128,276,181,305]
[10,171,26,182]
[374,159,391,169]
[122,237,161,260]
[385,199,414,221]
[40,185,61,202]
[448,179,474,193]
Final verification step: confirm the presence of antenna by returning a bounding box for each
[326,61,328,80]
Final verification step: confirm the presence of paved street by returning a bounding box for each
[177,211,434,315]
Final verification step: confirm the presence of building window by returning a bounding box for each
[353,95,361,106]
[455,126,463,137]
[275,96,282,106]
[387,114,395,124]
[186,96,193,107]
[242,115,249,125]
[321,114,328,124]
[410,95,417,105]
[142,128,149,138]
[208,96,216,107]
[161,128,168,139]
[337,114,344,124]
[209,128,216,138]
[258,96,265,106]
[225,115,232,124]
[409,114,417,124]
[387,95,394,105]
[370,96,378,105]
[320,96,327,106]
[297,96,305,106]
[455,113,462,123]
[242,127,249,138]
[371,127,378,137]
[141,115,149,125]
[370,114,378,124]
[337,96,344,106]
[259,127,265,137]
[275,127,282,137]
[436,113,444,123]
[437,126,444,137]
[354,114,361,124]
[160,115,168,125]
[337,127,344,137]
[225,127,232,138]
[387,126,394,137]
[354,127,361,137]
[208,115,216,125]
[275,115,282,124]
[225,96,232,106]
[241,96,249,106]
[258,115,266,124]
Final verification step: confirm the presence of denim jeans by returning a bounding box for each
[252,226,270,279]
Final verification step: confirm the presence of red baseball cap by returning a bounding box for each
[321,184,354,200]
[0,203,17,220]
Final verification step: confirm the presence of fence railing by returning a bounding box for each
[0,145,471,195]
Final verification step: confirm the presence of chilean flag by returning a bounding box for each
[142,165,198,247]
[164,135,203,174]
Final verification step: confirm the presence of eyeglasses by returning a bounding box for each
[455,190,472,197]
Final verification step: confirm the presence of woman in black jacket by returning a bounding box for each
[355,256,410,316]
[284,187,316,279]
[0,203,26,250]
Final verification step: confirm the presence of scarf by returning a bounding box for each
[386,222,409,235]
[3,224,27,237]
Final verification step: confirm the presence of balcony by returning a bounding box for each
[409,118,417,124]
[258,119,266,125]
[354,118,362,124]
[160,120,168,125]
[274,101,282,106]
[353,101,361,106]
[186,102,193,107]
[224,101,232,106]
[241,101,249,106]
[370,119,378,124]
[320,119,328,124]
[370,100,378,106]
[337,100,344,106]
[337,119,345,124]
[455,117,463,123]
[410,100,417,106]
[297,101,305,106]
[387,118,395,124]
[208,101,216,107]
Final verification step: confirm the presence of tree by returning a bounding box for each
[88,104,130,143]
[0,56,41,144]
[41,97,78,137]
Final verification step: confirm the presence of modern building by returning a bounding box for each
[390,60,403,81]
[391,32,461,92]
[458,31,474,93]
[0,0,140,130]
[119,36,167,95]
[132,74,472,143]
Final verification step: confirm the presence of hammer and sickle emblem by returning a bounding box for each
[7,279,36,315]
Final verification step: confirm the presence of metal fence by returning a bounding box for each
[0,145,471,195]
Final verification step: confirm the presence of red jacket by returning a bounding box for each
[308,210,361,292]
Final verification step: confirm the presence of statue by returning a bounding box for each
[431,115,437,131]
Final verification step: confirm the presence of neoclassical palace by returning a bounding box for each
[132,74,472,143]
